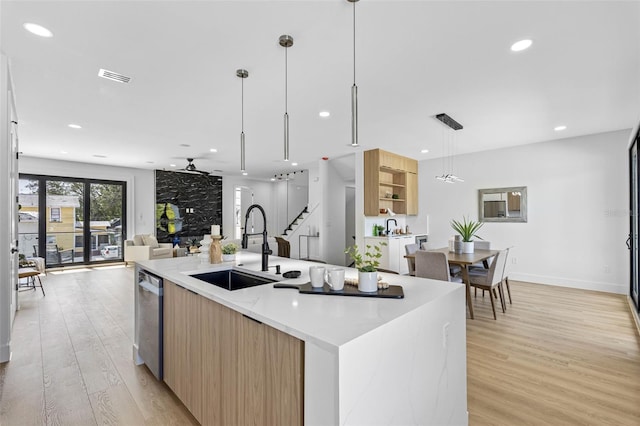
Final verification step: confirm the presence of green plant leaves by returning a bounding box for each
[450,216,483,242]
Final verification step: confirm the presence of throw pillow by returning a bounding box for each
[142,234,159,248]
[133,235,144,246]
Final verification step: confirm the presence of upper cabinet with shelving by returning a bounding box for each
[364,149,419,216]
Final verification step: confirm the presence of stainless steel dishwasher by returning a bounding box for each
[137,269,163,380]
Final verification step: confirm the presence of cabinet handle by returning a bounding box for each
[242,314,262,325]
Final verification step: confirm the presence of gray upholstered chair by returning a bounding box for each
[468,249,508,319]
[404,243,419,276]
[414,251,463,283]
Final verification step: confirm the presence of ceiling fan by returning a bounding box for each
[180,158,209,175]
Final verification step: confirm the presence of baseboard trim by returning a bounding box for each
[510,273,626,294]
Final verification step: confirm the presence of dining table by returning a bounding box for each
[406,247,499,319]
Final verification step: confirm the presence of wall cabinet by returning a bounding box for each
[164,280,304,426]
[364,149,419,216]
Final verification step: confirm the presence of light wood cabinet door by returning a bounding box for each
[201,297,240,426]
[406,172,419,215]
[264,324,304,425]
[163,280,202,422]
[200,299,304,426]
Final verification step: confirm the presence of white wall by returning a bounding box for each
[222,176,276,238]
[19,156,155,239]
[406,129,631,294]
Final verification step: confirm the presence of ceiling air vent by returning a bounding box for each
[98,68,131,84]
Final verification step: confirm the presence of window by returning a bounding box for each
[50,207,61,222]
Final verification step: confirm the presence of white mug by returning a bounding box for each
[309,266,326,288]
[325,268,345,291]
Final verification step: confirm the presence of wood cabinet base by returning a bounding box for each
[164,280,304,426]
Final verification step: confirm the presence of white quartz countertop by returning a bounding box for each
[365,234,415,239]
[136,252,462,353]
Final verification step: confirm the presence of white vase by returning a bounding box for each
[358,271,378,293]
[462,241,474,254]
[222,254,236,262]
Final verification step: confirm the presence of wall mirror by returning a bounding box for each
[478,186,527,223]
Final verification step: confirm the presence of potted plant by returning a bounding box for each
[345,242,386,292]
[450,216,483,253]
[221,242,238,262]
[188,238,200,253]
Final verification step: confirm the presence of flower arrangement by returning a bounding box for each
[345,242,387,272]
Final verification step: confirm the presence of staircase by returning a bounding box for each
[283,206,309,236]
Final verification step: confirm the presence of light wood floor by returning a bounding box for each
[1,267,639,425]
[467,281,640,426]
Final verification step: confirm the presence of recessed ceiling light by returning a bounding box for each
[511,39,532,52]
[93,154,107,158]
[23,23,53,38]
[146,161,154,164]
[210,148,218,153]
[319,111,330,118]
[68,124,82,129]
[60,151,68,154]
[169,164,177,167]
[291,162,298,166]
[421,149,429,154]
[179,143,190,147]
[242,172,248,176]
[270,178,276,181]
[554,125,567,131]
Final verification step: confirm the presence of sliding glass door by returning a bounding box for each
[18,174,126,267]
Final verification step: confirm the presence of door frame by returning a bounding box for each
[1,54,19,362]
[628,119,640,320]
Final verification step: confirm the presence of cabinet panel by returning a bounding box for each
[406,172,418,215]
[238,315,266,426]
[265,326,304,426]
[163,280,202,422]
[201,297,239,426]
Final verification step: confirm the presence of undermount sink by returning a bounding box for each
[190,269,277,291]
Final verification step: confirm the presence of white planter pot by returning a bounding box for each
[462,241,474,254]
[222,254,236,262]
[358,271,378,293]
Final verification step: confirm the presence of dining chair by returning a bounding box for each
[421,242,461,277]
[414,251,463,283]
[470,240,492,296]
[404,243,419,276]
[501,247,513,305]
[468,249,508,320]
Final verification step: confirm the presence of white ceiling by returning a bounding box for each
[2,1,639,179]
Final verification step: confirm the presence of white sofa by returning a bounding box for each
[124,234,173,264]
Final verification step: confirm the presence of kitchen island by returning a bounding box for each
[134,251,468,425]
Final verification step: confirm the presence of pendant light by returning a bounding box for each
[237,69,249,173]
[348,0,359,147]
[434,113,464,183]
[279,34,294,161]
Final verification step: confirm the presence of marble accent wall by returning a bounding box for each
[155,170,222,243]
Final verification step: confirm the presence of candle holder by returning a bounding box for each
[209,235,223,264]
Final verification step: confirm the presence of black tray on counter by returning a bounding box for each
[273,282,404,299]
